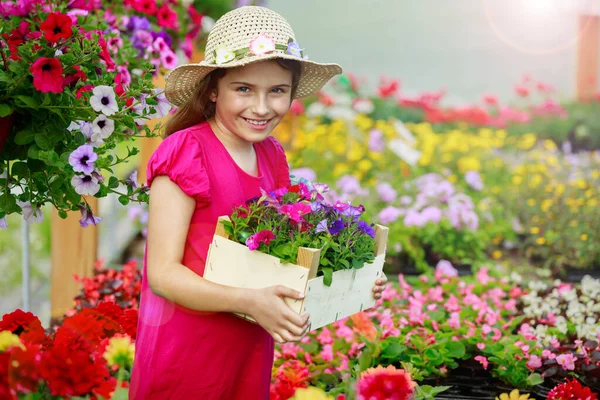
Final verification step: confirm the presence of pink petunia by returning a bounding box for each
[474,355,489,370]
[245,229,275,251]
[279,203,312,223]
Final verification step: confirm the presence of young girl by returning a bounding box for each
[130,6,388,399]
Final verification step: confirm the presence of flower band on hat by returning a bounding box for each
[213,34,307,66]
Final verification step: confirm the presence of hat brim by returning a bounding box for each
[165,53,343,107]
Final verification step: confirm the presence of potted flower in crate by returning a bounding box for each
[0,2,174,227]
[203,182,389,331]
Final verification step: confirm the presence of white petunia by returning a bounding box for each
[215,47,235,65]
[90,85,119,116]
[16,201,44,224]
[71,174,100,196]
[151,88,172,118]
[92,114,115,142]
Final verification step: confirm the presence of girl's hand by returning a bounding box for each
[372,273,388,300]
[249,285,310,344]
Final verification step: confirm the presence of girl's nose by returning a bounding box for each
[251,95,270,117]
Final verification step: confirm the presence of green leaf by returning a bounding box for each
[428,310,446,321]
[34,134,52,150]
[11,162,29,178]
[108,176,120,189]
[58,210,68,219]
[14,95,38,109]
[0,104,11,117]
[444,341,466,359]
[339,259,350,269]
[526,373,544,386]
[381,342,406,360]
[118,195,130,206]
[322,267,333,286]
[358,348,373,371]
[13,129,36,145]
[424,348,443,365]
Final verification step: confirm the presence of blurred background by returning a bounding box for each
[1,0,599,327]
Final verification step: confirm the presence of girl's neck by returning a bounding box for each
[208,117,253,154]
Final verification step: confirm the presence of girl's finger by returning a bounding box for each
[272,332,285,344]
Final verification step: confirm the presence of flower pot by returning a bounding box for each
[0,113,15,155]
[203,216,389,331]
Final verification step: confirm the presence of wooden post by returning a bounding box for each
[50,197,98,318]
[576,14,600,101]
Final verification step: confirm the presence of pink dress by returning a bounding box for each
[130,122,291,400]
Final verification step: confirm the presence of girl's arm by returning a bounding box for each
[146,176,309,343]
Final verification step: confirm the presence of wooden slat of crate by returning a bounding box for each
[301,253,385,331]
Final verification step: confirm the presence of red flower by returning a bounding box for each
[40,13,73,43]
[547,378,598,400]
[132,0,157,15]
[97,36,116,72]
[157,4,178,29]
[63,65,87,87]
[39,345,114,398]
[0,309,46,345]
[120,309,138,340]
[378,78,400,98]
[76,84,94,99]
[7,344,41,394]
[271,360,309,400]
[514,84,530,97]
[0,352,15,400]
[29,58,64,93]
[357,365,416,400]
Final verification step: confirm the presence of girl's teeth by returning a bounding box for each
[246,119,267,125]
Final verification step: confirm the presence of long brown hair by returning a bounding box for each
[163,59,302,138]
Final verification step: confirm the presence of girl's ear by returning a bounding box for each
[209,90,217,103]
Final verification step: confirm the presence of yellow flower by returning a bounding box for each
[447,174,457,183]
[527,199,536,206]
[543,139,557,151]
[290,387,333,400]
[457,157,481,173]
[491,186,501,194]
[347,143,364,161]
[103,336,135,369]
[333,163,349,177]
[0,331,25,352]
[540,199,553,212]
[588,198,598,207]
[581,234,588,241]
[496,389,531,400]
[492,250,502,259]
[530,227,540,235]
[517,133,537,150]
[357,159,373,173]
[555,184,565,196]
[593,170,600,179]
[536,237,546,245]
[512,176,523,185]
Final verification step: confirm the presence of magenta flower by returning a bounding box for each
[246,229,276,251]
[279,203,312,223]
[474,356,489,370]
[160,49,178,70]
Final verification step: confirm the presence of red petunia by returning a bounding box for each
[40,13,73,43]
[0,309,46,345]
[119,309,138,339]
[76,84,94,99]
[271,360,309,400]
[547,378,598,400]
[29,58,64,93]
[63,65,87,87]
[0,352,14,400]
[157,4,178,29]
[97,36,116,72]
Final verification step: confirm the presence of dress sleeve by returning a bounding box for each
[146,130,211,206]
[268,136,291,188]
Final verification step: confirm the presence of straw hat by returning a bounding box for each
[164,6,343,107]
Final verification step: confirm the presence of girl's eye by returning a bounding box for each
[271,88,285,93]
[237,86,250,93]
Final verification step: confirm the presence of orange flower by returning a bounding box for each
[350,312,377,341]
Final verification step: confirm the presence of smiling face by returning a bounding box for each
[210,60,294,144]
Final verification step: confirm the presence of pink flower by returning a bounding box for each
[156,4,178,29]
[476,343,485,350]
[448,312,461,329]
[526,355,542,370]
[304,352,312,364]
[245,229,276,251]
[160,50,178,70]
[435,260,458,279]
[317,327,333,345]
[249,33,275,56]
[279,203,312,223]
[556,353,577,371]
[542,349,556,360]
[320,344,334,362]
[281,343,302,359]
[474,355,489,370]
[476,268,491,285]
[357,365,415,400]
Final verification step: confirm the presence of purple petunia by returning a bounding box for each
[315,219,329,234]
[286,41,303,58]
[71,173,100,196]
[357,220,375,238]
[78,204,102,228]
[127,15,150,32]
[0,216,7,229]
[69,144,97,175]
[329,218,345,235]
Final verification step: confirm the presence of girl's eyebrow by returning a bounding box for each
[229,81,291,88]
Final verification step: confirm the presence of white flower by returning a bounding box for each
[16,201,44,224]
[71,174,100,196]
[151,88,172,118]
[131,96,149,125]
[92,114,115,142]
[201,16,215,33]
[90,85,119,116]
[215,47,235,65]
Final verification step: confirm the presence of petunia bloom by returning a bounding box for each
[78,204,102,227]
[90,85,119,116]
[357,365,415,400]
[71,174,100,196]
[249,33,275,56]
[246,229,276,251]
[69,144,98,175]
[30,58,64,93]
[40,13,73,43]
[91,114,114,142]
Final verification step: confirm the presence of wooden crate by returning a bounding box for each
[203,216,389,331]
